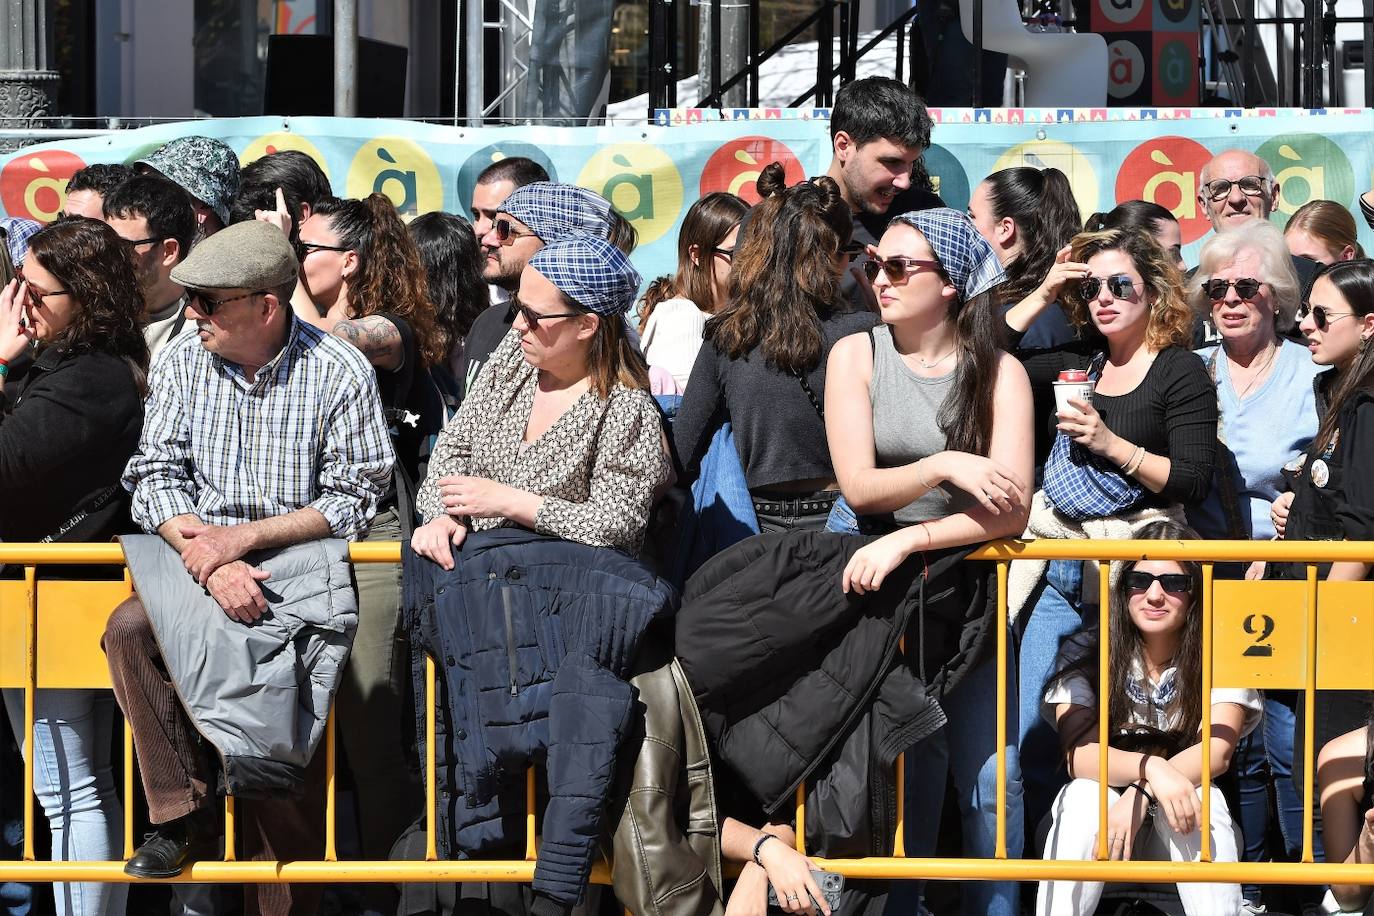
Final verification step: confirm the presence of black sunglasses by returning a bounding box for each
[1124,571,1194,593]
[1204,277,1263,301]
[121,235,165,250]
[863,256,942,284]
[711,246,735,262]
[1202,175,1269,201]
[495,218,539,243]
[12,269,69,305]
[187,289,266,316]
[1297,301,1357,332]
[297,241,351,258]
[1077,274,1139,300]
[517,303,582,329]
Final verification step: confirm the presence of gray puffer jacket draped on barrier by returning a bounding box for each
[119,534,357,798]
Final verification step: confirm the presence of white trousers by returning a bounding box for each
[1037,777,1244,916]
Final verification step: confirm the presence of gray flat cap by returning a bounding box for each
[170,221,298,290]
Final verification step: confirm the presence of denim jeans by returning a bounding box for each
[888,651,1024,916]
[1229,692,1302,905]
[1017,559,1088,845]
[1,689,126,916]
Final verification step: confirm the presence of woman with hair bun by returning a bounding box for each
[1085,200,1185,271]
[674,163,877,533]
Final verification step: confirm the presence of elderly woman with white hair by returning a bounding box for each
[1186,219,1322,910]
[1188,219,1319,546]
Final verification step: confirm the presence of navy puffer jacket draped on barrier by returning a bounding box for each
[403,527,678,911]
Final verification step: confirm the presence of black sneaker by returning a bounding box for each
[124,812,207,879]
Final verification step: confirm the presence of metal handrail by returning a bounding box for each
[5,538,1374,890]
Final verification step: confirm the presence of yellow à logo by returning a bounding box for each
[346,138,442,219]
[577,143,684,245]
[239,134,332,184]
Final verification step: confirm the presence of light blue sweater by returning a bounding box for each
[1187,339,1322,540]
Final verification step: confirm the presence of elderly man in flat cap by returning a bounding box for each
[459,181,638,399]
[102,221,393,913]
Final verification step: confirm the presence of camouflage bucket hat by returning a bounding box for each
[137,136,241,227]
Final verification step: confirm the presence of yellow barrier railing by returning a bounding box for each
[3,539,1374,890]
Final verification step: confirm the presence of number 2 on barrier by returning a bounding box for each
[1211,580,1308,689]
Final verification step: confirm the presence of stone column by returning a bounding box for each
[0,0,60,147]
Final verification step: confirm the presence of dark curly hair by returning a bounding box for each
[705,163,851,373]
[25,218,149,382]
[407,211,488,356]
[311,194,445,368]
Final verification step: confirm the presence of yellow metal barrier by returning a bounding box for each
[3,540,1374,890]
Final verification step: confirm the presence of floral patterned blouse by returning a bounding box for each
[416,328,670,555]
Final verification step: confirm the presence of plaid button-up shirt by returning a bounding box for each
[123,316,394,540]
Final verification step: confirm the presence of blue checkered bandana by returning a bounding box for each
[529,235,642,317]
[890,208,1005,301]
[500,181,614,243]
[1,217,41,265]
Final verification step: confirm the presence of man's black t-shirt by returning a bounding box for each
[456,301,515,403]
[842,186,945,311]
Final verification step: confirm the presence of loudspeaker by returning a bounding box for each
[263,34,409,117]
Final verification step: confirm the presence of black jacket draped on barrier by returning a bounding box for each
[402,527,678,911]
[674,530,997,913]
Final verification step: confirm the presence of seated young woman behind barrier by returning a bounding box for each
[1318,714,1374,915]
[1037,520,1261,916]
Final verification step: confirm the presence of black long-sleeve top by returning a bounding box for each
[674,309,878,491]
[1007,326,1219,507]
[0,345,143,543]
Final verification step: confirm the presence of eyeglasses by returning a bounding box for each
[13,270,69,306]
[516,303,582,329]
[1204,277,1263,301]
[1077,274,1140,300]
[712,247,735,262]
[1124,571,1194,594]
[1297,301,1357,331]
[1202,175,1269,201]
[186,289,266,316]
[863,256,942,284]
[120,235,164,250]
[839,243,865,263]
[494,219,539,244]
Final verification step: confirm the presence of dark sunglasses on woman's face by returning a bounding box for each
[517,303,582,330]
[1204,277,1262,301]
[1077,274,1139,301]
[1297,301,1356,331]
[1124,570,1194,593]
[862,256,942,284]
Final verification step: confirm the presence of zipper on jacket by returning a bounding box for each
[501,586,519,696]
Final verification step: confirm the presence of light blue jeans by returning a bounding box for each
[1017,559,1089,847]
[2,688,127,916]
[888,651,1024,916]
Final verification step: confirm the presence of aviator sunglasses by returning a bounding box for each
[1124,571,1194,594]
[1297,301,1357,331]
[1077,274,1139,300]
[1204,277,1262,301]
[494,218,539,243]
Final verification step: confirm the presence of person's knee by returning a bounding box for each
[102,596,151,654]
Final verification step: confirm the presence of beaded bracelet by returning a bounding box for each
[752,832,778,866]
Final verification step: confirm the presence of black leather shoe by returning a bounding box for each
[124,815,201,878]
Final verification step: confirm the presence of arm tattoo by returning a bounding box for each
[332,315,403,368]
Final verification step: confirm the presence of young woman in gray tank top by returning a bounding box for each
[825,208,1034,916]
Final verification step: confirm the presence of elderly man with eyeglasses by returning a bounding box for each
[1198,149,1281,234]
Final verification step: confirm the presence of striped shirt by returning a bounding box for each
[123,315,394,540]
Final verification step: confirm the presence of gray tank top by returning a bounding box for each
[869,324,978,526]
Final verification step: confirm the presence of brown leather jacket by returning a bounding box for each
[607,644,724,916]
